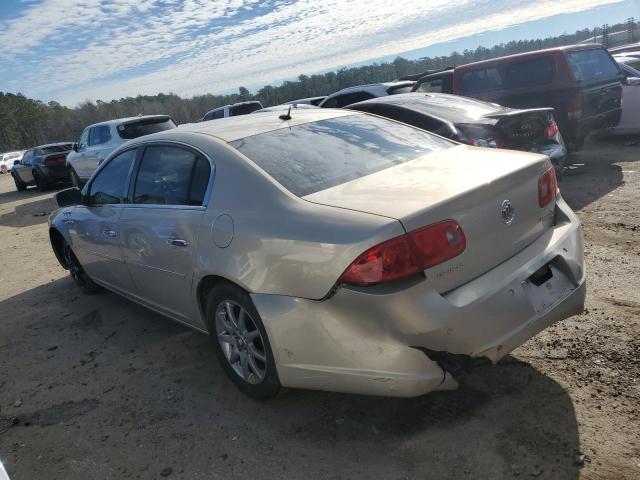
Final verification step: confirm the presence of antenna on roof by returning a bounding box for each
[279,105,292,121]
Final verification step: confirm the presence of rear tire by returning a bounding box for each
[206,283,281,399]
[63,241,102,295]
[12,173,27,191]
[33,170,49,191]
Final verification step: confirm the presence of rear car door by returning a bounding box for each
[119,144,212,324]
[66,148,138,293]
[13,149,34,184]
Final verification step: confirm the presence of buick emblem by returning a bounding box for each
[500,199,515,225]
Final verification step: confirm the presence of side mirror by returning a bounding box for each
[55,188,83,207]
[72,143,79,152]
[13,160,20,165]
[625,76,640,86]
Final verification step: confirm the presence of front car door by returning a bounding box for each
[13,149,34,184]
[70,128,92,180]
[119,144,212,325]
[66,148,138,293]
[614,64,640,134]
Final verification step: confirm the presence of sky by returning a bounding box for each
[0,0,638,106]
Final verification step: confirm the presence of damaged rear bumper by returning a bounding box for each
[252,197,585,397]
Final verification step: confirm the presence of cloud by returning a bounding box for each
[0,0,622,105]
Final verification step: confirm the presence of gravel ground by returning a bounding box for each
[0,137,638,479]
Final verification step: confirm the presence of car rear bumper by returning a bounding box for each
[252,197,585,397]
[41,165,71,182]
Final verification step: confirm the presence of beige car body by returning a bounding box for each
[50,109,586,397]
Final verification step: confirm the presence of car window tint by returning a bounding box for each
[117,118,176,139]
[461,56,555,94]
[89,149,136,205]
[567,49,621,85]
[417,79,443,93]
[230,103,262,116]
[89,125,111,146]
[133,146,210,206]
[231,114,454,197]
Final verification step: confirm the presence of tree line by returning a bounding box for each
[1,20,636,152]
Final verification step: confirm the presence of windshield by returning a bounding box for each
[231,114,454,197]
[117,117,177,139]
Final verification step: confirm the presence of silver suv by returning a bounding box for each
[66,115,176,186]
[200,101,263,121]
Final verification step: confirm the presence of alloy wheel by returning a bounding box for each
[215,300,267,384]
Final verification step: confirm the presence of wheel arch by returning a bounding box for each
[196,274,249,330]
[49,227,68,269]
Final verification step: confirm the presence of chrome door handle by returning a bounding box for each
[102,229,118,237]
[167,238,188,247]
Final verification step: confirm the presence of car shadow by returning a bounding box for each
[561,135,638,212]
[0,277,581,479]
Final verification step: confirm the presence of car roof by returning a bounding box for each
[88,115,171,128]
[172,108,358,142]
[455,43,606,70]
[349,92,508,123]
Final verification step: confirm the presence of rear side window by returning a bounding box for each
[132,145,211,206]
[231,114,454,197]
[117,118,176,139]
[461,56,555,94]
[567,49,621,85]
[322,92,376,108]
[89,125,111,146]
[89,149,136,205]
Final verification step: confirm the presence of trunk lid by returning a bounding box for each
[304,145,555,292]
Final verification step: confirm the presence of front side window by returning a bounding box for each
[78,128,89,149]
[231,114,454,197]
[88,149,136,205]
[132,145,211,206]
[89,125,111,146]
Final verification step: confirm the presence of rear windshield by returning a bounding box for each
[229,103,263,116]
[41,144,73,154]
[117,118,176,139]
[460,56,555,94]
[567,49,621,85]
[230,114,454,196]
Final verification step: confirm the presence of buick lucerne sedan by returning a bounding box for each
[49,109,586,399]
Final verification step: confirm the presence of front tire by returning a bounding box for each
[12,173,27,191]
[63,242,102,294]
[206,284,281,399]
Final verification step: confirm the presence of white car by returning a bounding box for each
[318,81,415,108]
[0,150,25,174]
[609,61,640,135]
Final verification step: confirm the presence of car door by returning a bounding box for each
[13,150,34,184]
[119,144,212,324]
[616,65,640,132]
[66,148,138,293]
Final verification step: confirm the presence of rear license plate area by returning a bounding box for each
[522,263,574,315]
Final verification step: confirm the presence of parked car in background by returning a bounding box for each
[609,42,640,55]
[285,96,325,106]
[11,143,73,191]
[413,45,623,150]
[0,150,25,174]
[253,103,318,113]
[348,93,567,169]
[50,109,585,399]
[66,115,176,187]
[613,53,640,70]
[200,101,263,121]
[318,81,414,108]
[607,61,640,135]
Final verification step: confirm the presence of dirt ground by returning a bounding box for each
[0,137,638,480]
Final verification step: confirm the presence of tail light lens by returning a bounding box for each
[546,115,559,138]
[538,166,559,207]
[44,155,66,166]
[338,220,466,286]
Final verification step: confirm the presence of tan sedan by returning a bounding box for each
[49,109,585,398]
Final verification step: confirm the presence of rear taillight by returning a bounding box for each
[45,155,66,166]
[546,115,559,138]
[538,166,559,208]
[338,220,466,286]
